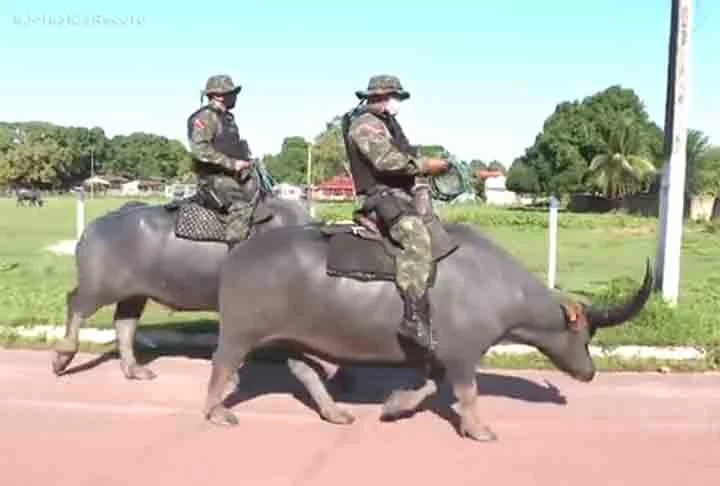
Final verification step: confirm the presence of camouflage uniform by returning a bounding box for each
[342,75,445,352]
[187,74,258,245]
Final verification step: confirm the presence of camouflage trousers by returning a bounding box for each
[388,215,433,299]
[197,174,256,242]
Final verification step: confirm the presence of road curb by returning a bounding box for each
[1,325,708,362]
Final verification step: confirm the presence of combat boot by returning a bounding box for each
[398,290,438,352]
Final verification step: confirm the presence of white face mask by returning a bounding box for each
[385,97,401,115]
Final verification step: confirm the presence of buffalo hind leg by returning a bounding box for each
[287,357,355,425]
[52,287,102,375]
[114,296,153,380]
[447,363,497,442]
[381,363,445,420]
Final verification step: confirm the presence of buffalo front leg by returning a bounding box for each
[448,364,497,442]
[204,346,245,426]
[287,357,355,425]
[381,363,445,420]
[114,297,153,380]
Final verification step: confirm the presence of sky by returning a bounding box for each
[0,0,718,166]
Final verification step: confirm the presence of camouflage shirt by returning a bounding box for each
[347,112,431,175]
[187,101,240,172]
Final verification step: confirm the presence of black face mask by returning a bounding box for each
[223,93,237,109]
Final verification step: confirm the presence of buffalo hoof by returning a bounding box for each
[381,389,422,420]
[206,406,239,426]
[460,423,498,442]
[121,363,157,381]
[51,351,76,376]
[321,407,356,425]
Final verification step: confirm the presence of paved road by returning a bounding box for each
[1,349,718,486]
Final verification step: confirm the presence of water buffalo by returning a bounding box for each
[15,188,44,207]
[51,193,313,380]
[204,220,652,442]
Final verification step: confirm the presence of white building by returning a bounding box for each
[484,175,519,206]
[273,183,304,200]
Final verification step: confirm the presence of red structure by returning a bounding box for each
[475,169,504,180]
[311,175,355,201]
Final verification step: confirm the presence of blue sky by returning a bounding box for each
[1,0,717,165]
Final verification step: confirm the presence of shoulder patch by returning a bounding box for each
[364,123,385,135]
[353,114,387,135]
[191,108,218,130]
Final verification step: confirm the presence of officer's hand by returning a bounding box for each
[423,158,449,175]
[233,159,253,172]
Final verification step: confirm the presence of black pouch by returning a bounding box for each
[196,179,229,212]
[365,189,415,228]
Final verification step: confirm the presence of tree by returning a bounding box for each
[264,136,309,184]
[105,133,190,180]
[467,159,488,196]
[512,85,663,196]
[690,145,720,196]
[583,115,657,199]
[506,159,541,195]
[0,121,192,188]
[487,160,505,173]
[0,127,72,187]
[310,116,348,183]
[685,129,712,195]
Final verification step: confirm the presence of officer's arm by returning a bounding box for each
[348,119,429,175]
[188,111,236,171]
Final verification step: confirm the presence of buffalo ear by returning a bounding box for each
[561,302,588,332]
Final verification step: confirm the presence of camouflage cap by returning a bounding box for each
[202,74,242,96]
[355,74,410,100]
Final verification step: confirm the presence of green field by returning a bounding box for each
[1,195,719,352]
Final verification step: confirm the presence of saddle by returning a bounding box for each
[164,195,273,243]
[320,209,459,285]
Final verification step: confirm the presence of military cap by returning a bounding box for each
[202,74,242,96]
[355,74,410,100]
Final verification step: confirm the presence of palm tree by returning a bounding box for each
[685,129,711,195]
[584,117,657,199]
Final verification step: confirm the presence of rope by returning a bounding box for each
[429,159,470,201]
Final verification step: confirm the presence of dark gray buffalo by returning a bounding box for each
[15,188,44,207]
[204,220,652,442]
[51,194,313,380]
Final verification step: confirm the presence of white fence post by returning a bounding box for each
[547,195,559,289]
[76,187,85,240]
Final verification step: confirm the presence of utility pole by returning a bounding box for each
[90,148,95,200]
[306,142,314,217]
[547,195,559,289]
[654,0,693,306]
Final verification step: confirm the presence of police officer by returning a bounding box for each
[187,74,258,246]
[342,74,449,352]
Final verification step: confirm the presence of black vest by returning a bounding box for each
[187,105,250,173]
[342,108,418,195]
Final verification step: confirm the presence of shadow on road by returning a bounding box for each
[57,320,567,428]
[220,359,566,411]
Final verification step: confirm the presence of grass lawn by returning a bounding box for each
[1,195,719,352]
[0,195,218,329]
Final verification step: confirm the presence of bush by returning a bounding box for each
[314,201,655,230]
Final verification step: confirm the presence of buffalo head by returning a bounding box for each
[509,259,653,382]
